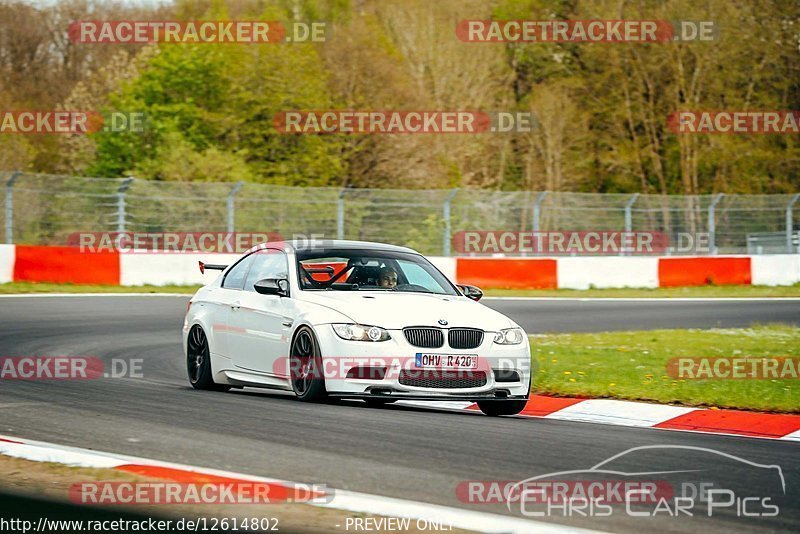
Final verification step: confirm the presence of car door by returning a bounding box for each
[209,253,256,358]
[226,248,292,374]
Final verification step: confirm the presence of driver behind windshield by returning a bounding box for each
[377,267,398,288]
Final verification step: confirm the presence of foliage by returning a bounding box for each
[0,0,798,193]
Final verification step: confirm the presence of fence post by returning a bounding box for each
[623,193,640,256]
[787,194,800,253]
[442,188,459,256]
[116,177,133,234]
[337,188,347,240]
[708,193,724,255]
[532,191,548,232]
[227,181,244,234]
[624,193,639,233]
[5,171,21,244]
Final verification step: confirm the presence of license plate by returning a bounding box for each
[414,353,478,369]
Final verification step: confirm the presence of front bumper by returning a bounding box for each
[329,392,530,402]
[315,325,531,400]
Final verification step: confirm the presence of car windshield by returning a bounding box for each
[296,248,458,296]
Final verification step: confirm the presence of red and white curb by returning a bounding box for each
[397,396,800,441]
[4,244,800,289]
[0,434,594,534]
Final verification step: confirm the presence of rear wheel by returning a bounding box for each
[477,399,528,416]
[187,325,230,391]
[290,327,328,402]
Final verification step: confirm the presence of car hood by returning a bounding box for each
[297,291,515,331]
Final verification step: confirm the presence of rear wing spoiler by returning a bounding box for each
[198,261,228,274]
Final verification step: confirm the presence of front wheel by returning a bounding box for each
[289,327,328,402]
[477,399,528,416]
[187,325,230,392]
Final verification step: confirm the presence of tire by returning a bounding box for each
[187,325,230,391]
[289,326,328,402]
[477,399,528,416]
[364,398,397,407]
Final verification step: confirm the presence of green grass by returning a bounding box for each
[530,325,800,413]
[486,284,800,298]
[0,282,199,294]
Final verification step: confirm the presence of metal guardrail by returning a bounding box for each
[747,232,800,254]
[1,171,798,256]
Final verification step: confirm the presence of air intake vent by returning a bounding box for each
[493,369,521,383]
[346,366,387,380]
[403,328,444,348]
[398,370,487,389]
[448,328,484,349]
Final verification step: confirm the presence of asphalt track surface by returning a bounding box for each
[0,295,798,533]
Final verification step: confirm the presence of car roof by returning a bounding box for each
[248,239,420,255]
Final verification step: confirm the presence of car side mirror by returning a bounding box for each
[458,284,483,302]
[254,278,289,297]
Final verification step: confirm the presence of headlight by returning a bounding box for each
[493,328,524,345]
[332,324,391,342]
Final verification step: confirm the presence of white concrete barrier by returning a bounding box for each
[120,253,240,286]
[5,245,798,289]
[426,256,457,284]
[0,244,14,284]
[121,253,458,287]
[751,255,800,286]
[556,256,659,289]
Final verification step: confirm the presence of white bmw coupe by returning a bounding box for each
[183,240,531,416]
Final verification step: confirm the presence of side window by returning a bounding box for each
[222,254,255,290]
[244,250,289,292]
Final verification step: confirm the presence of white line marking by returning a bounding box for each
[0,434,596,534]
[0,437,127,468]
[779,429,800,442]
[543,400,697,427]
[521,412,800,442]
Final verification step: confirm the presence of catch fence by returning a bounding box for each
[2,171,798,256]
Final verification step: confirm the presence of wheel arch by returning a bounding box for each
[184,304,218,355]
